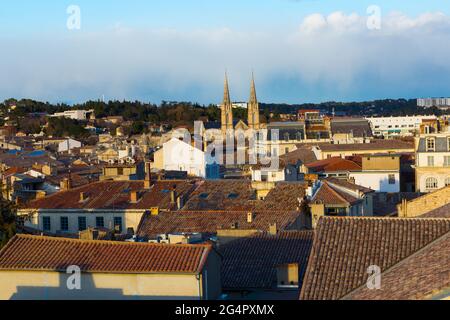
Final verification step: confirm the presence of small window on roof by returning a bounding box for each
[227,193,239,199]
[199,193,209,199]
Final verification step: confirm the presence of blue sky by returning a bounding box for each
[1,0,450,104]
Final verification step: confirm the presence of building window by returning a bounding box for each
[425,177,438,190]
[426,138,435,151]
[60,217,69,231]
[445,177,450,187]
[78,216,87,231]
[96,216,104,228]
[114,217,122,233]
[444,156,450,167]
[388,174,396,184]
[43,216,51,231]
[117,168,124,175]
[448,138,450,151]
[427,156,434,167]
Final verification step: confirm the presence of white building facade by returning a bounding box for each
[415,133,450,192]
[366,115,437,138]
[161,138,211,178]
[58,138,82,153]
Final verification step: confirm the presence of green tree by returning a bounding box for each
[0,197,17,248]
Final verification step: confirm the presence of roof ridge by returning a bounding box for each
[341,230,450,300]
[11,234,211,249]
[323,181,353,204]
[319,216,450,221]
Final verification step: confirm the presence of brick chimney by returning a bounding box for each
[144,162,152,190]
[130,190,140,203]
[60,177,72,191]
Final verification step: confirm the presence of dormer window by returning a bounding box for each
[426,137,435,152]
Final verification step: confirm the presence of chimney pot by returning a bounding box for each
[247,212,254,223]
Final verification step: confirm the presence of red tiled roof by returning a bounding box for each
[280,147,317,166]
[219,231,314,290]
[306,157,361,172]
[22,180,196,211]
[343,231,450,300]
[419,203,450,218]
[325,177,373,194]
[0,234,211,274]
[311,182,358,206]
[182,180,255,211]
[255,183,307,211]
[2,167,26,177]
[137,210,303,239]
[299,217,450,300]
[317,139,414,152]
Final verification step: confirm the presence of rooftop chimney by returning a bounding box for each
[79,192,87,202]
[36,191,46,200]
[60,177,72,191]
[269,223,278,236]
[144,162,152,189]
[170,189,177,204]
[130,190,140,203]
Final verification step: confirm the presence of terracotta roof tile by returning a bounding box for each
[137,210,303,239]
[220,231,314,290]
[317,139,414,152]
[0,234,211,274]
[306,157,362,172]
[182,180,255,211]
[299,217,450,300]
[22,180,196,211]
[419,203,450,218]
[343,231,450,300]
[311,182,358,206]
[325,177,373,194]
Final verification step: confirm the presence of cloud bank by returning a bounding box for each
[1,11,450,104]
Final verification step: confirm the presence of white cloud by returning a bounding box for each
[1,11,450,104]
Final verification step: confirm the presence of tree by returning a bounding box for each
[0,197,17,248]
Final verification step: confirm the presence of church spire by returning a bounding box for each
[248,72,260,130]
[223,72,231,106]
[249,72,257,105]
[221,72,234,134]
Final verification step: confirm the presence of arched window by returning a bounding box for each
[425,177,438,190]
[445,177,450,187]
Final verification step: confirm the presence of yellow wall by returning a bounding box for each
[18,209,145,235]
[0,264,221,300]
[153,149,164,170]
[362,156,400,170]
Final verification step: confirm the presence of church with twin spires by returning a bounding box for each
[220,73,261,135]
